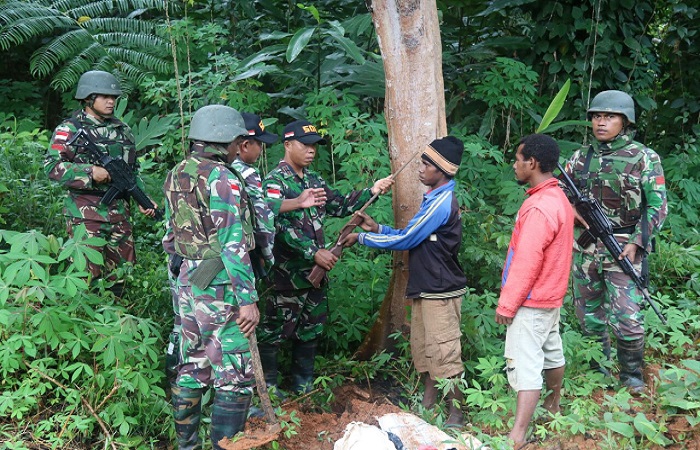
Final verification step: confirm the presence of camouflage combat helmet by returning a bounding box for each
[587,90,636,124]
[75,71,122,100]
[188,105,247,144]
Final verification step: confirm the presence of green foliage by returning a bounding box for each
[0,227,169,447]
[0,0,699,448]
[0,0,172,92]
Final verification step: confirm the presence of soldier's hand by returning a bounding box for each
[314,249,338,271]
[92,166,111,184]
[138,201,158,218]
[237,304,260,338]
[370,176,394,195]
[341,233,359,247]
[495,312,514,325]
[572,205,589,229]
[298,188,326,209]
[355,212,379,232]
[620,243,639,262]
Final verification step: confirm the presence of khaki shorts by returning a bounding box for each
[504,306,565,391]
[411,297,464,380]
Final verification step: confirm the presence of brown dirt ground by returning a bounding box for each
[220,365,700,450]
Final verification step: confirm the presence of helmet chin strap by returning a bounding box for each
[84,95,112,121]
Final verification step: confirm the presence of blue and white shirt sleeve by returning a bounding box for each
[358,189,452,251]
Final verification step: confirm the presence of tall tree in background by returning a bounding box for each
[356,0,447,359]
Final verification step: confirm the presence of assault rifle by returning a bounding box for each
[306,148,421,288]
[67,129,163,220]
[557,163,666,324]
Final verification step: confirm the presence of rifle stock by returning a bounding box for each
[307,214,364,288]
[558,163,666,324]
[67,129,163,220]
[306,147,422,288]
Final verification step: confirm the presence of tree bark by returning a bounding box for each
[356,0,447,360]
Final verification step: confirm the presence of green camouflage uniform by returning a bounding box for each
[231,158,279,270]
[163,142,258,394]
[45,110,142,280]
[565,132,667,342]
[259,161,372,344]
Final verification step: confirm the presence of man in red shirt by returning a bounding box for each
[495,134,574,448]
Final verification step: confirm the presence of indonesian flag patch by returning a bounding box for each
[230,182,241,195]
[266,187,282,199]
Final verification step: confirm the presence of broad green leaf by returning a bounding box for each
[327,29,366,65]
[132,115,174,151]
[536,79,571,133]
[605,421,635,437]
[286,27,316,63]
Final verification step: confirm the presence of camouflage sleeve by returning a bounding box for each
[263,174,319,263]
[630,148,667,249]
[324,182,373,218]
[210,167,258,306]
[243,167,276,263]
[162,202,175,255]
[44,121,96,190]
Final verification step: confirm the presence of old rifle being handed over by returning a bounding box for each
[557,163,666,324]
[306,148,422,288]
[67,129,163,220]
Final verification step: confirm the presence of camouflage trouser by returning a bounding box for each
[572,250,645,342]
[176,282,254,394]
[166,268,182,384]
[258,287,327,345]
[67,217,135,281]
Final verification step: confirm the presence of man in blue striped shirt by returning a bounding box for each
[343,136,467,427]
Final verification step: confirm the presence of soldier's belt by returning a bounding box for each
[189,258,225,290]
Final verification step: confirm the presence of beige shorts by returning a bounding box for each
[504,306,565,391]
[411,297,464,380]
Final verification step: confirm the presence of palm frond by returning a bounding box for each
[95,32,170,52]
[55,0,164,18]
[0,6,75,50]
[50,42,107,91]
[0,0,172,91]
[106,47,171,74]
[30,28,95,77]
[82,17,159,35]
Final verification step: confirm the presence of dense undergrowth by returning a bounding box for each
[1,1,699,448]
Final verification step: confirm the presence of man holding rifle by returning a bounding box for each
[45,70,157,297]
[564,90,667,393]
[342,136,468,427]
[258,119,393,394]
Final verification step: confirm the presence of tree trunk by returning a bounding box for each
[355,0,447,360]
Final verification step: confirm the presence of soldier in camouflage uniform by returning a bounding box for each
[258,119,393,394]
[163,113,326,386]
[231,113,326,273]
[45,70,157,297]
[564,90,667,392]
[163,105,259,450]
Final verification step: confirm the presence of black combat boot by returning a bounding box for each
[617,338,645,393]
[421,373,438,409]
[258,342,280,388]
[210,390,252,450]
[291,339,317,394]
[171,385,205,450]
